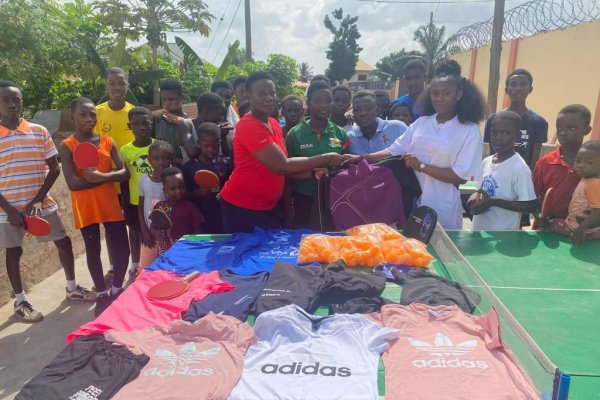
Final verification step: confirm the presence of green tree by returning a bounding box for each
[298,62,313,82]
[265,54,300,100]
[94,0,213,104]
[323,8,362,84]
[413,21,454,80]
[375,50,424,82]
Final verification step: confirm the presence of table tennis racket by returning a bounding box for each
[147,271,200,300]
[73,142,99,169]
[404,205,437,244]
[23,203,51,236]
[149,208,172,231]
[541,187,555,219]
[194,170,220,190]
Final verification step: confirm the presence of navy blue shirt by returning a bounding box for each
[484,109,548,165]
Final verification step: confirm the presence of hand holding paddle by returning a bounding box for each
[147,271,201,300]
[23,203,51,236]
[194,170,220,190]
[533,187,555,230]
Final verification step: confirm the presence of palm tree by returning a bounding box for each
[95,0,213,104]
[298,62,313,82]
[413,21,454,80]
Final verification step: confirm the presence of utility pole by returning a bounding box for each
[488,0,505,113]
[244,0,252,61]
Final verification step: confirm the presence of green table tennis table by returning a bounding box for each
[443,230,600,400]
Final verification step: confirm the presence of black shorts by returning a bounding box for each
[118,193,140,230]
[16,334,149,400]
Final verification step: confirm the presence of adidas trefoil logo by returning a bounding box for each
[409,332,488,369]
[145,342,220,378]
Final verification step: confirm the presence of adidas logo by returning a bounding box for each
[409,332,488,369]
[144,343,220,378]
[261,362,352,377]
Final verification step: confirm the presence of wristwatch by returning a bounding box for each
[419,163,426,172]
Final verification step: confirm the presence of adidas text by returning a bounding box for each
[412,357,488,369]
[261,362,351,377]
[145,366,214,377]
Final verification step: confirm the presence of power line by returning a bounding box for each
[205,0,233,59]
[213,0,243,63]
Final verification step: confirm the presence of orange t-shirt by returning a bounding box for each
[566,178,600,234]
[62,135,124,229]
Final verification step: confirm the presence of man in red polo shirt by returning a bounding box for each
[533,104,591,224]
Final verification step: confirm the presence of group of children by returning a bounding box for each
[0,59,598,323]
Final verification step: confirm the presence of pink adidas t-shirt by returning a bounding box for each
[67,271,235,343]
[372,303,539,399]
[106,314,256,400]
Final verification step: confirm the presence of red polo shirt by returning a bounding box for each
[532,147,580,220]
[221,114,287,210]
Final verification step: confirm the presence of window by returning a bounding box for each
[357,74,367,81]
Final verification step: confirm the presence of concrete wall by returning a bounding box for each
[451,20,600,140]
[0,173,86,306]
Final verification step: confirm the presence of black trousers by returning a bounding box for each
[80,221,130,291]
[220,199,281,233]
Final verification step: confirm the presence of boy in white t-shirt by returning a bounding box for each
[470,110,538,230]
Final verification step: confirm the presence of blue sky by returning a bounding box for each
[167,0,532,72]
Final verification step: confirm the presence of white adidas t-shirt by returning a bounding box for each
[228,304,398,400]
[472,153,536,231]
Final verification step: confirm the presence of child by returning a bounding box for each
[152,77,195,166]
[331,85,353,130]
[95,67,135,284]
[547,140,600,244]
[232,75,248,115]
[153,167,205,252]
[374,90,391,120]
[285,80,349,229]
[391,59,427,119]
[137,141,173,270]
[120,106,154,277]
[211,80,239,129]
[280,95,304,136]
[58,97,130,303]
[484,69,548,170]
[237,100,250,118]
[0,82,95,323]
[469,110,538,230]
[533,104,591,224]
[389,101,414,126]
[182,122,232,234]
[179,92,231,157]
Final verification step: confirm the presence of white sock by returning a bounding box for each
[110,286,123,296]
[15,291,28,305]
[67,280,77,292]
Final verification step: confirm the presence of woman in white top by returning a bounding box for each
[344,60,486,229]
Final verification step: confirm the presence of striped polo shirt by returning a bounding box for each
[0,119,58,222]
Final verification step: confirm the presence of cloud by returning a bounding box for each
[167,0,530,72]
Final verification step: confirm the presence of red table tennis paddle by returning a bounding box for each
[23,203,51,236]
[541,187,555,219]
[194,170,220,190]
[147,271,200,300]
[73,142,99,169]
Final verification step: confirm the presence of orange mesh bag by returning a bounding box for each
[339,236,385,268]
[345,223,404,243]
[298,234,344,264]
[380,238,433,268]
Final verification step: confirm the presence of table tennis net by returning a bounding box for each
[429,226,558,399]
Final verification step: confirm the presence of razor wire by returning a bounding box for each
[447,0,600,53]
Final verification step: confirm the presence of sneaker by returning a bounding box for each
[66,285,97,302]
[94,290,122,318]
[13,301,44,323]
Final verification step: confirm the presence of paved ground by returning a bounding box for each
[0,243,109,400]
